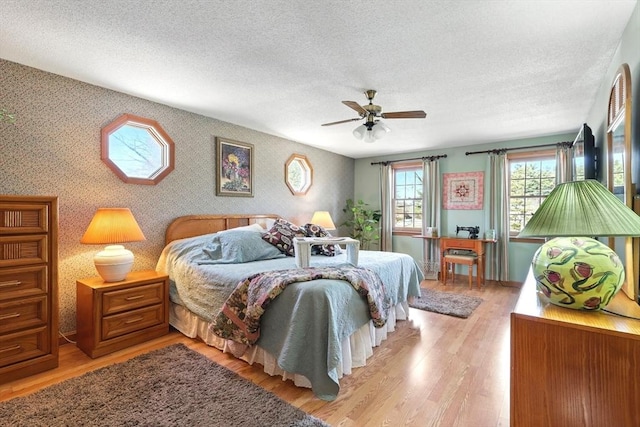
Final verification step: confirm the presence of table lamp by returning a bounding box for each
[310,211,336,231]
[81,208,146,282]
[518,180,640,310]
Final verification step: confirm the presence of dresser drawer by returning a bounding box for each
[0,202,49,235]
[0,325,50,368]
[102,282,164,316]
[0,265,47,301]
[0,235,48,268]
[0,295,48,334]
[101,304,164,340]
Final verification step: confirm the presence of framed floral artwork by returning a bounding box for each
[215,137,254,197]
[443,171,484,210]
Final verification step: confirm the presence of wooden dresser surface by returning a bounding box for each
[511,269,640,427]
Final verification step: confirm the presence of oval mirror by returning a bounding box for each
[285,154,313,195]
[101,114,175,185]
[606,63,635,300]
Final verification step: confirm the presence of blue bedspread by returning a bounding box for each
[156,233,423,400]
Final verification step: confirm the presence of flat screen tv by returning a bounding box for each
[573,123,596,180]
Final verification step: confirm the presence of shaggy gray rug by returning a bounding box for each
[409,288,483,318]
[0,344,329,427]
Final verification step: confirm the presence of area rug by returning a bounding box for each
[0,344,329,427]
[409,288,483,318]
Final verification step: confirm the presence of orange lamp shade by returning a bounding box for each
[81,208,145,282]
[81,208,146,244]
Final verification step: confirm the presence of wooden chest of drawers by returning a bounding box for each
[0,195,58,384]
[76,270,169,358]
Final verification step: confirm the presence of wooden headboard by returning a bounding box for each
[165,214,280,245]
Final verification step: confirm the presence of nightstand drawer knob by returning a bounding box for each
[0,280,21,288]
[0,312,20,321]
[124,295,145,301]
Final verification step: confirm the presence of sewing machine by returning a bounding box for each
[456,225,480,239]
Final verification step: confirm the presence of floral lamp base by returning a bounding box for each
[531,237,625,310]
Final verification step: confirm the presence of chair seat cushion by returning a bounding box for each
[444,255,477,263]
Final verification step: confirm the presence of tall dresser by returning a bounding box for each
[0,195,58,384]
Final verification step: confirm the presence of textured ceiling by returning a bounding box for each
[0,0,637,159]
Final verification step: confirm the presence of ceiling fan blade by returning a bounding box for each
[342,101,367,115]
[381,110,427,119]
[321,117,362,126]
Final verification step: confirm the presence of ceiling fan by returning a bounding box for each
[321,89,427,142]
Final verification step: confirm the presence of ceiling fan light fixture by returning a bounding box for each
[373,122,390,139]
[355,122,390,143]
[363,129,377,143]
[352,124,367,140]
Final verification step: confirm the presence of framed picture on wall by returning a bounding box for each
[215,137,254,197]
[443,171,484,209]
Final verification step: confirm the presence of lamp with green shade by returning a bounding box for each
[518,179,640,310]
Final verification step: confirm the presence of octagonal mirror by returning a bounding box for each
[101,114,175,185]
[285,153,313,195]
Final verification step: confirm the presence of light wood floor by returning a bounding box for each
[1,279,522,427]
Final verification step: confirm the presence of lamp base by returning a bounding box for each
[531,237,625,310]
[94,245,134,282]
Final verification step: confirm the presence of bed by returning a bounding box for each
[156,214,423,400]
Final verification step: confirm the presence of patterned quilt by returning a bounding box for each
[210,266,390,347]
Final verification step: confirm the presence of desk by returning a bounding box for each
[439,237,495,287]
[510,269,640,426]
[293,237,359,268]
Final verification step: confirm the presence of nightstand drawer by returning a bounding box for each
[0,295,48,334]
[0,235,48,267]
[0,325,50,368]
[101,304,164,340]
[102,282,164,316]
[0,265,47,301]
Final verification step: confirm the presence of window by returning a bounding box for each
[285,154,313,195]
[508,150,556,237]
[101,114,175,185]
[393,163,423,232]
[573,144,586,181]
[610,141,625,192]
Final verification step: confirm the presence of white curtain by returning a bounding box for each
[421,159,441,277]
[488,152,510,282]
[379,163,393,252]
[556,142,574,183]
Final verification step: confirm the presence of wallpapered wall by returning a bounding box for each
[0,59,355,333]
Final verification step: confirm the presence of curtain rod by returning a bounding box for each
[371,154,447,166]
[465,141,573,156]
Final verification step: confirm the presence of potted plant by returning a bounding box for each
[341,199,381,250]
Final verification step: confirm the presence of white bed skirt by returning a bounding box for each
[170,301,411,389]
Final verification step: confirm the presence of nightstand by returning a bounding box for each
[76,270,169,358]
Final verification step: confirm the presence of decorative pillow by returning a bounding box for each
[301,223,337,257]
[261,218,305,256]
[202,229,284,264]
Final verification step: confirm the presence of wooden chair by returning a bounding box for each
[443,253,480,289]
